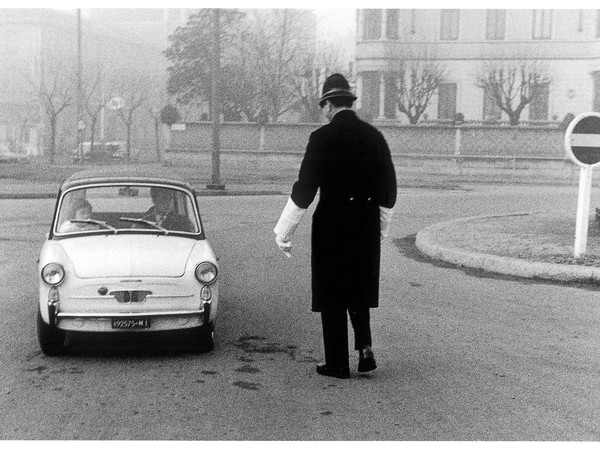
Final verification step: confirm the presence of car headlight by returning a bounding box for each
[41,263,65,286]
[195,262,218,284]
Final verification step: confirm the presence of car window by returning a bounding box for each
[55,185,200,235]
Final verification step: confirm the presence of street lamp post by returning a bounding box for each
[207,8,225,190]
[76,9,84,164]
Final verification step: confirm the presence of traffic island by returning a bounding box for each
[415,212,600,285]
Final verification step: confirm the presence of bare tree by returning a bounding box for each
[27,68,74,164]
[111,73,150,160]
[392,60,446,125]
[247,9,315,122]
[293,41,346,123]
[165,9,318,123]
[475,60,551,126]
[82,64,111,156]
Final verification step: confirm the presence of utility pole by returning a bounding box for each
[76,9,85,164]
[207,8,225,190]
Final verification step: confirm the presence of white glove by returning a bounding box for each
[274,197,307,257]
[275,235,292,258]
[380,206,394,241]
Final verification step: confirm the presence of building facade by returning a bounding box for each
[354,9,600,124]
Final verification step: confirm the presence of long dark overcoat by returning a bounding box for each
[290,110,397,312]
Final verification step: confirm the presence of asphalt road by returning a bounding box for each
[1,185,600,440]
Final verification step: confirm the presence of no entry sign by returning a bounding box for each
[564,112,600,257]
[565,113,600,167]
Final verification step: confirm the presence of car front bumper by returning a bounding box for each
[39,278,218,333]
[55,305,211,332]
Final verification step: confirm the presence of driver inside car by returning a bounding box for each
[142,187,193,232]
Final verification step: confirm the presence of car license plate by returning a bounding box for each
[111,318,151,329]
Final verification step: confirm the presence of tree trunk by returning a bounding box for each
[126,124,132,161]
[89,116,97,157]
[49,116,56,165]
[154,118,161,162]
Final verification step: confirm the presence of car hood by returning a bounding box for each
[58,234,198,278]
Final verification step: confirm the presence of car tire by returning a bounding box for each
[195,326,214,353]
[37,308,66,356]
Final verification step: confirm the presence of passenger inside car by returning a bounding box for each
[58,200,94,232]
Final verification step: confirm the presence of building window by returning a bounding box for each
[386,10,399,39]
[483,87,502,121]
[384,73,398,119]
[410,9,417,34]
[486,9,506,40]
[532,9,552,40]
[363,10,382,40]
[529,83,549,120]
[438,83,457,120]
[440,10,459,40]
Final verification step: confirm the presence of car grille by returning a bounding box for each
[110,290,152,303]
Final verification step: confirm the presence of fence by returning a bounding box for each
[168,120,566,158]
[165,121,578,184]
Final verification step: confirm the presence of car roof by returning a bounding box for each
[60,168,195,191]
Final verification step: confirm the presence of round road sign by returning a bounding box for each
[565,112,600,167]
[107,96,125,111]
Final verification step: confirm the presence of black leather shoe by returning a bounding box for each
[316,363,350,379]
[358,346,377,373]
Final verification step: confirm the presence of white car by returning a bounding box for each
[38,169,219,355]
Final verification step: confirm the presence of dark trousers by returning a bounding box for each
[320,308,372,369]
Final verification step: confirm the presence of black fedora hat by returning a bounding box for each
[319,73,357,107]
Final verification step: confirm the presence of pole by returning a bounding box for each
[207,8,225,190]
[77,9,83,164]
[100,83,105,143]
[574,165,593,258]
[454,125,462,175]
[454,127,461,156]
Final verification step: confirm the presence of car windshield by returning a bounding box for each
[55,184,200,235]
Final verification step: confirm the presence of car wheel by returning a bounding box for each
[195,327,214,353]
[37,308,66,356]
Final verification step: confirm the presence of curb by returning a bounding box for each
[0,193,57,200]
[415,213,600,285]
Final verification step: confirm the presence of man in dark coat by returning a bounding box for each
[274,73,397,379]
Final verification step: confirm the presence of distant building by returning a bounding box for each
[82,8,192,50]
[0,8,190,156]
[355,9,600,124]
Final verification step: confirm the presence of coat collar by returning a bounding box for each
[330,109,357,122]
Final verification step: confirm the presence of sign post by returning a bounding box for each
[564,112,600,257]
